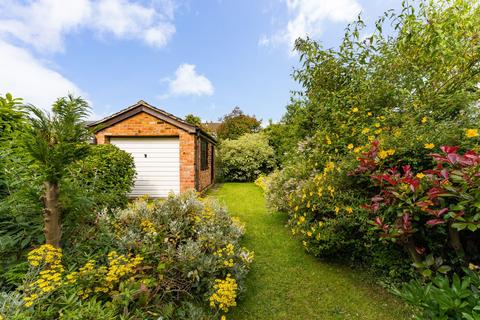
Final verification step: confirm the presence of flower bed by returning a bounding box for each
[0,192,253,319]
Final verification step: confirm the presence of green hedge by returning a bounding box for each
[65,144,136,211]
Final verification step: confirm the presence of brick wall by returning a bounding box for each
[94,112,196,192]
[197,137,214,191]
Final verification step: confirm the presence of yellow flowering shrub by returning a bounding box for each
[209,274,238,313]
[23,244,64,307]
[2,192,252,319]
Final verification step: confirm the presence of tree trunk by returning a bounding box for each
[404,237,422,264]
[448,223,464,257]
[43,181,61,248]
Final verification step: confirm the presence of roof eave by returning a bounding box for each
[87,101,197,134]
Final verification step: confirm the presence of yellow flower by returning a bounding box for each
[325,135,332,145]
[353,147,362,153]
[367,112,372,116]
[307,231,312,237]
[421,117,427,123]
[335,207,340,214]
[469,263,479,270]
[345,207,353,214]
[221,316,227,320]
[387,149,396,156]
[362,128,370,134]
[209,275,238,313]
[424,143,435,149]
[466,129,479,138]
[368,135,375,142]
[352,107,359,113]
[416,173,425,179]
[378,150,389,159]
[347,143,354,150]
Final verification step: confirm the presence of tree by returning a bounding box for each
[217,107,261,140]
[21,95,92,247]
[184,114,202,127]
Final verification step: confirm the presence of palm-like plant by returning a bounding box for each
[22,95,91,247]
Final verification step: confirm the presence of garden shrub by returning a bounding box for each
[395,269,480,319]
[0,151,44,290]
[263,0,480,284]
[0,93,25,200]
[362,144,480,275]
[218,133,275,182]
[0,143,135,291]
[253,174,269,191]
[64,144,136,212]
[0,192,253,320]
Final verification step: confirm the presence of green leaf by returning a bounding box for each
[468,224,478,232]
[437,265,452,274]
[452,223,467,231]
[421,269,432,277]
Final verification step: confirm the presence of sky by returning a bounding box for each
[0,0,402,122]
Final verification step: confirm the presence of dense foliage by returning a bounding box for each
[0,95,136,291]
[218,133,275,182]
[395,269,480,319]
[0,93,24,139]
[0,144,136,291]
[65,144,136,212]
[263,0,480,292]
[0,94,25,199]
[0,193,253,319]
[20,95,92,247]
[184,114,202,127]
[362,145,480,272]
[216,107,261,141]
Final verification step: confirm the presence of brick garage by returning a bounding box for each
[88,100,216,197]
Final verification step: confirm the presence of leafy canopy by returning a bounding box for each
[22,95,92,183]
[0,93,25,139]
[184,114,202,127]
[217,107,261,140]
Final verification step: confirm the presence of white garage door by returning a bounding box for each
[110,137,180,198]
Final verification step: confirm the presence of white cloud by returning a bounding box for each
[0,0,91,53]
[0,40,86,108]
[0,0,178,111]
[0,0,176,53]
[261,0,362,54]
[93,0,175,48]
[166,63,214,97]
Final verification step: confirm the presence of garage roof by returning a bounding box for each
[88,100,217,144]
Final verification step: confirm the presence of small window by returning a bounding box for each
[201,139,208,170]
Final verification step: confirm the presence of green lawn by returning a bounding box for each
[208,182,412,320]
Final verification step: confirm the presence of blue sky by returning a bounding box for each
[0,0,402,122]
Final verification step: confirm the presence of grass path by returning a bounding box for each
[209,183,412,320]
